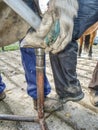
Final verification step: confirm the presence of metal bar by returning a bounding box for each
[0,114,38,122]
[36,48,44,118]
[35,48,49,130]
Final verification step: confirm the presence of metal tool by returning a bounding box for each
[35,48,49,130]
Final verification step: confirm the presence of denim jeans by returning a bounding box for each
[0,75,6,93]
[20,48,51,99]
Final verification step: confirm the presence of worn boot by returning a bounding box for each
[33,97,63,112]
[89,90,98,107]
[0,92,6,101]
[88,62,98,107]
[44,96,63,112]
[60,88,84,103]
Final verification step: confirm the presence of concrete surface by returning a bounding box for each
[0,45,98,130]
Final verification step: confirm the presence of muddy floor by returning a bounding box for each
[0,45,98,130]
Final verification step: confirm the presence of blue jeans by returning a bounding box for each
[20,48,51,99]
[0,48,51,99]
[0,75,6,93]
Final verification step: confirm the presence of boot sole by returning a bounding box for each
[47,92,84,102]
[44,92,84,112]
[62,92,84,103]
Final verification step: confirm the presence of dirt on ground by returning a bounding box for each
[0,45,98,130]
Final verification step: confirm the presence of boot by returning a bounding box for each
[33,97,63,112]
[60,90,84,103]
[0,92,6,101]
[44,96,63,112]
[89,90,98,107]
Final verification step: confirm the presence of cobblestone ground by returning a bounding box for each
[0,45,98,130]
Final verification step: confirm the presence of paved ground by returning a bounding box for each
[0,45,98,130]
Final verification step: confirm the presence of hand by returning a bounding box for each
[45,31,72,54]
[20,32,47,49]
[46,22,73,54]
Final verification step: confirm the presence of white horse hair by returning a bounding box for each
[48,0,79,53]
[21,0,79,53]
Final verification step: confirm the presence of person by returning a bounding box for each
[88,62,98,106]
[0,0,51,110]
[0,75,6,100]
[48,0,98,106]
[48,0,98,105]
[21,0,98,107]
[21,0,84,103]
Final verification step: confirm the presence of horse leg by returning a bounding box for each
[78,36,83,57]
[88,31,96,58]
[88,36,93,58]
[88,45,92,57]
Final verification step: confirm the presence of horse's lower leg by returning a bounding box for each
[78,46,82,57]
[88,31,96,58]
[78,37,83,57]
[88,46,92,57]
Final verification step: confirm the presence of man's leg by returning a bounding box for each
[50,41,84,102]
[20,48,51,100]
[49,0,98,103]
[0,75,6,100]
[88,62,98,106]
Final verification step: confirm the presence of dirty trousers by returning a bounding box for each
[49,0,98,98]
[88,62,98,91]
